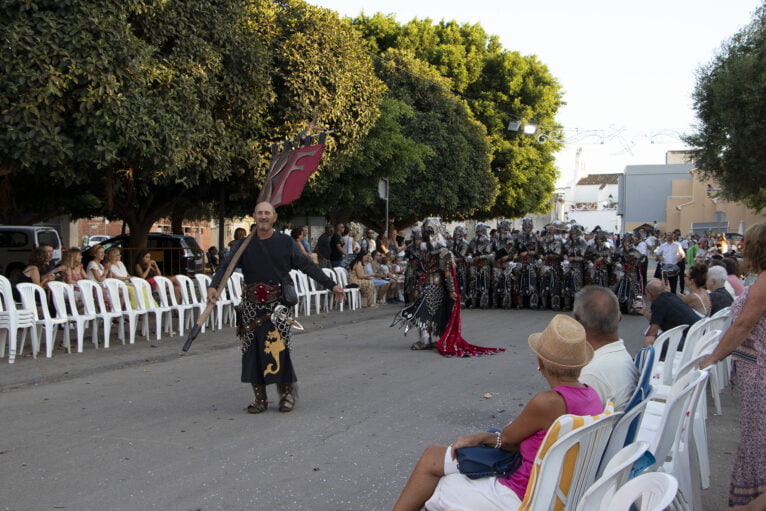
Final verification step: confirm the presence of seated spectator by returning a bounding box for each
[104,247,140,308]
[16,247,63,299]
[347,250,377,308]
[708,265,735,314]
[300,226,311,255]
[290,228,310,258]
[724,257,745,297]
[207,246,219,273]
[573,286,638,412]
[86,245,108,284]
[61,247,87,306]
[86,244,111,308]
[135,249,180,302]
[365,251,390,303]
[379,254,402,303]
[62,247,87,285]
[638,279,700,349]
[681,263,712,318]
[392,315,601,511]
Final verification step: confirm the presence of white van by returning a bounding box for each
[0,225,63,281]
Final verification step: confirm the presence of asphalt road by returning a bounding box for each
[0,303,738,511]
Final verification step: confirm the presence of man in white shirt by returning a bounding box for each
[574,286,639,412]
[653,232,685,293]
[635,233,649,288]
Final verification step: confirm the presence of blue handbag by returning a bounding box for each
[455,429,522,479]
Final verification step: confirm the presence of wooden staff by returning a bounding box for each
[182,231,255,352]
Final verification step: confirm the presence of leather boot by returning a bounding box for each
[277,383,297,412]
[247,384,268,414]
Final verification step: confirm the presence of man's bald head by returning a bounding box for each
[646,279,665,300]
[573,286,620,340]
[254,201,276,215]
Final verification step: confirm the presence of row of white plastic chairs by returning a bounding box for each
[1,268,364,363]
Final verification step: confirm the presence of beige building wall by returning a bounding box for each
[667,172,765,235]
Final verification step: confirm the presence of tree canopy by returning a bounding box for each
[0,0,383,243]
[350,14,563,219]
[685,4,766,212]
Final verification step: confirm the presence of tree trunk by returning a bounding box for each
[170,208,184,235]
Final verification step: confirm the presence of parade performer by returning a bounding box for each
[402,226,423,303]
[539,222,566,310]
[613,232,643,314]
[562,224,587,310]
[467,222,495,309]
[392,218,504,357]
[493,220,516,309]
[449,224,470,307]
[513,217,540,309]
[209,202,344,413]
[586,230,613,288]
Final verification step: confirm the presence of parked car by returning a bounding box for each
[84,233,205,276]
[85,235,110,248]
[0,225,63,281]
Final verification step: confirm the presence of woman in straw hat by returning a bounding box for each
[392,314,603,511]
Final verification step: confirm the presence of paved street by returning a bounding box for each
[1,304,737,511]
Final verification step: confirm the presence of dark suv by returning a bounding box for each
[86,233,204,276]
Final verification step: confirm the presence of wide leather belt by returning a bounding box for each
[244,282,282,304]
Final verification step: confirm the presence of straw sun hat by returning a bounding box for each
[528,314,594,369]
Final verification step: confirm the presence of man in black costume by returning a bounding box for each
[208,202,344,413]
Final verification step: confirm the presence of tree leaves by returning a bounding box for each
[685,4,766,212]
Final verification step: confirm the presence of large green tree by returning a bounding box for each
[0,0,384,245]
[684,4,766,211]
[351,14,563,219]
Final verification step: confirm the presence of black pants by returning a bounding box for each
[654,265,679,294]
[677,260,686,293]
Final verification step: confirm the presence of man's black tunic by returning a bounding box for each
[210,232,336,384]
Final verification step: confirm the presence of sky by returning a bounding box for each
[308,0,762,187]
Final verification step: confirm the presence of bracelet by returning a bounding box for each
[493,431,502,449]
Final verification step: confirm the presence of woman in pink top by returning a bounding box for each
[393,315,602,511]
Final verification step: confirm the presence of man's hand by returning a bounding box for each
[331,285,345,302]
[207,287,219,305]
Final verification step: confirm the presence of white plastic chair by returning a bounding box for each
[520,409,621,510]
[194,273,233,330]
[651,324,688,386]
[606,472,678,511]
[322,268,340,311]
[103,278,147,344]
[598,394,652,476]
[48,281,97,353]
[303,272,329,314]
[175,275,207,332]
[16,282,69,358]
[226,272,243,308]
[333,267,360,310]
[130,278,171,340]
[672,317,710,372]
[635,370,708,511]
[0,275,38,363]
[77,279,124,348]
[289,270,309,317]
[154,276,193,337]
[576,441,651,511]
